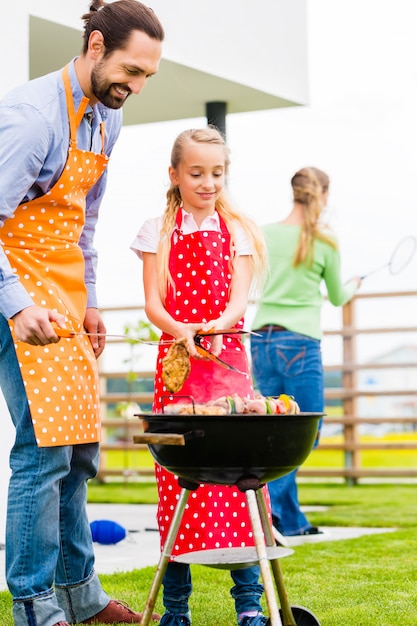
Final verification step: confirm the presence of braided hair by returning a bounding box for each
[291,166,336,267]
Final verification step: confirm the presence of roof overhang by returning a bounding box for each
[29,15,303,126]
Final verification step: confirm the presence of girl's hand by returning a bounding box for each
[173,321,225,357]
[172,322,205,357]
[197,319,225,356]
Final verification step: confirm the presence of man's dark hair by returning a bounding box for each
[81,0,164,56]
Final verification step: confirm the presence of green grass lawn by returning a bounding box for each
[304,432,417,469]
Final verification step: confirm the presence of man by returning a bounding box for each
[0,2,164,624]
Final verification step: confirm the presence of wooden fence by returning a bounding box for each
[97,290,417,483]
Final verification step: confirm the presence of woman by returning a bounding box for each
[250,166,361,538]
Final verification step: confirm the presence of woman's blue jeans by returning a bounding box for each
[250,327,324,535]
[162,561,264,616]
[0,314,109,626]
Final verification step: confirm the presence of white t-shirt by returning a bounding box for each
[131,209,252,259]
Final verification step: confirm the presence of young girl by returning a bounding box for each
[131,127,269,626]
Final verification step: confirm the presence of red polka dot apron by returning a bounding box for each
[2,65,109,447]
[153,210,270,555]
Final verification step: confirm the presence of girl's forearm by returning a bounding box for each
[145,301,181,337]
[216,298,248,328]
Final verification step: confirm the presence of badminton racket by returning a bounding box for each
[360,235,417,280]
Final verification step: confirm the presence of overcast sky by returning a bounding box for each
[94,0,417,364]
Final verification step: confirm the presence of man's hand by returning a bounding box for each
[83,308,106,358]
[11,306,68,345]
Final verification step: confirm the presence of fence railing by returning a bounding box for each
[97,290,417,483]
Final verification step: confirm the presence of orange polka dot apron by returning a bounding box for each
[2,65,109,447]
[153,210,270,555]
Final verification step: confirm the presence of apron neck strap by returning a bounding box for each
[99,121,106,154]
[62,65,90,148]
[175,207,183,229]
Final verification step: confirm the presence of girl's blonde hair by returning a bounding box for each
[156,127,266,301]
[291,166,337,266]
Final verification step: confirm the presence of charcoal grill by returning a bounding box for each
[134,409,323,626]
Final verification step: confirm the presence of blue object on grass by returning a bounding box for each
[90,519,127,544]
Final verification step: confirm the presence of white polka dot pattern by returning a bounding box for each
[156,464,272,554]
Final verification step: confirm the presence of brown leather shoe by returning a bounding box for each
[80,599,161,624]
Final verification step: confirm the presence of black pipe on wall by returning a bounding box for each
[206,101,227,138]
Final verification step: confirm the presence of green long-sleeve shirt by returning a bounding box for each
[251,224,357,339]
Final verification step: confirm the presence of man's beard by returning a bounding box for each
[90,63,131,109]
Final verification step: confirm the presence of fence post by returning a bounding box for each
[342,299,359,485]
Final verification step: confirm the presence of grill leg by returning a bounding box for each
[245,488,284,626]
[256,490,297,626]
[139,486,192,626]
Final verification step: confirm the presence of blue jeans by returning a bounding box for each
[250,327,324,535]
[163,561,264,616]
[0,314,109,626]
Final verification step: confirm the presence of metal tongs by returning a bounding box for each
[55,326,260,375]
[192,328,260,374]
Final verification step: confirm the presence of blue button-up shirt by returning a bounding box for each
[0,59,122,318]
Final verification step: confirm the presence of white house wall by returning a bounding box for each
[1,3,30,96]
[147,0,309,105]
